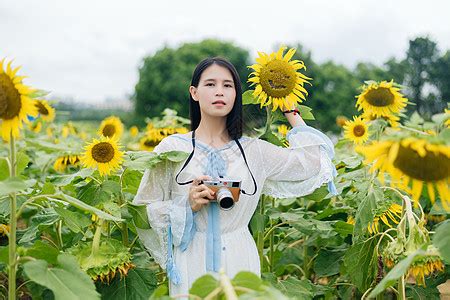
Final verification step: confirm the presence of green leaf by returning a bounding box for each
[17,151,31,175]
[98,268,157,300]
[56,193,123,222]
[54,207,91,233]
[368,249,426,298]
[0,157,10,180]
[128,203,151,229]
[26,241,60,265]
[0,178,36,196]
[343,237,378,291]
[160,150,190,163]
[353,186,381,238]
[189,274,219,297]
[260,129,284,147]
[242,90,259,105]
[432,220,450,264]
[232,271,264,291]
[275,277,314,299]
[23,253,100,300]
[333,221,354,237]
[297,105,315,120]
[0,246,8,264]
[314,249,345,277]
[49,168,94,186]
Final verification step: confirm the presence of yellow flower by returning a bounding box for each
[277,124,289,137]
[46,126,54,137]
[98,116,124,139]
[361,111,400,128]
[54,155,81,172]
[336,115,349,128]
[0,58,38,141]
[0,224,10,236]
[81,137,124,176]
[445,109,450,127]
[139,135,160,151]
[407,257,444,286]
[356,80,407,118]
[368,203,402,234]
[346,216,356,225]
[35,99,55,122]
[343,116,370,144]
[356,138,450,209]
[28,121,42,133]
[129,126,139,137]
[248,46,312,112]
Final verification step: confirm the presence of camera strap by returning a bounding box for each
[175,130,258,196]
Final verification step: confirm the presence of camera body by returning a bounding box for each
[201,179,242,210]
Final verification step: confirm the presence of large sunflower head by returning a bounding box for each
[35,99,55,122]
[248,46,312,112]
[356,137,450,210]
[356,80,408,118]
[81,137,124,176]
[343,116,370,144]
[0,58,38,141]
[98,116,124,139]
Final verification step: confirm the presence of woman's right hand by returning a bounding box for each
[189,175,215,212]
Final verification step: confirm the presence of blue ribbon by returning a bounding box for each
[204,149,227,272]
[166,225,181,285]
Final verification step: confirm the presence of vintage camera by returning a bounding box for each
[201,179,242,210]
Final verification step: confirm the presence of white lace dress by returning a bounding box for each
[132,124,338,297]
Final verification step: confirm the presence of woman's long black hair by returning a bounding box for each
[189,57,243,140]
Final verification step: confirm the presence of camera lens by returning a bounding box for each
[216,188,234,210]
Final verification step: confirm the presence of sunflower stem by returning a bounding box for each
[8,133,17,300]
[91,219,104,256]
[398,275,406,300]
[257,195,265,272]
[119,169,129,247]
[269,197,275,272]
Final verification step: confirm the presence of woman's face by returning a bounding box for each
[190,64,236,118]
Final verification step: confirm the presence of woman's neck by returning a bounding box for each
[195,115,230,146]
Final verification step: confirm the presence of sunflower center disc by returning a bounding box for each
[144,139,158,147]
[393,144,450,181]
[365,87,395,107]
[353,125,366,137]
[260,60,297,98]
[102,124,116,137]
[0,73,22,120]
[91,142,115,163]
[36,101,49,115]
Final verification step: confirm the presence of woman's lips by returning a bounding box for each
[212,101,226,105]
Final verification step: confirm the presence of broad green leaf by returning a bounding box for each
[189,274,219,297]
[232,271,264,291]
[333,221,354,237]
[260,129,284,147]
[368,249,426,298]
[314,249,345,276]
[54,207,91,233]
[275,277,314,299]
[160,150,190,163]
[17,151,31,175]
[98,268,157,300]
[49,168,94,186]
[56,193,123,222]
[23,253,100,300]
[343,237,378,291]
[0,246,8,264]
[353,186,381,239]
[128,203,151,229]
[432,220,450,264]
[242,90,259,105]
[0,157,10,180]
[26,241,60,265]
[0,178,36,196]
[122,169,143,194]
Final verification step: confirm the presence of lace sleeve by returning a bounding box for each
[259,124,338,199]
[132,138,196,270]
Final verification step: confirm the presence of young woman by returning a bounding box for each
[133,57,338,297]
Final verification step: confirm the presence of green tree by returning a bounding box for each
[133,39,250,123]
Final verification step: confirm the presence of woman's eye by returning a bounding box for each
[206,83,214,86]
[225,84,233,88]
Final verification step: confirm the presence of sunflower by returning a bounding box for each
[54,154,81,172]
[343,116,370,144]
[98,116,124,139]
[0,58,38,141]
[408,257,444,286]
[356,80,408,118]
[361,111,400,128]
[0,223,9,236]
[35,99,55,122]
[356,138,450,209]
[139,135,160,151]
[368,203,402,234]
[277,124,289,137]
[81,137,124,176]
[248,46,312,112]
[336,115,349,128]
[28,121,42,133]
[129,126,139,137]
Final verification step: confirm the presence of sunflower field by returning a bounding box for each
[0,47,449,300]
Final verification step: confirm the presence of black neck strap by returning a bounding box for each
[174,130,257,196]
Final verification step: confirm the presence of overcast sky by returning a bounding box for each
[1,0,449,104]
